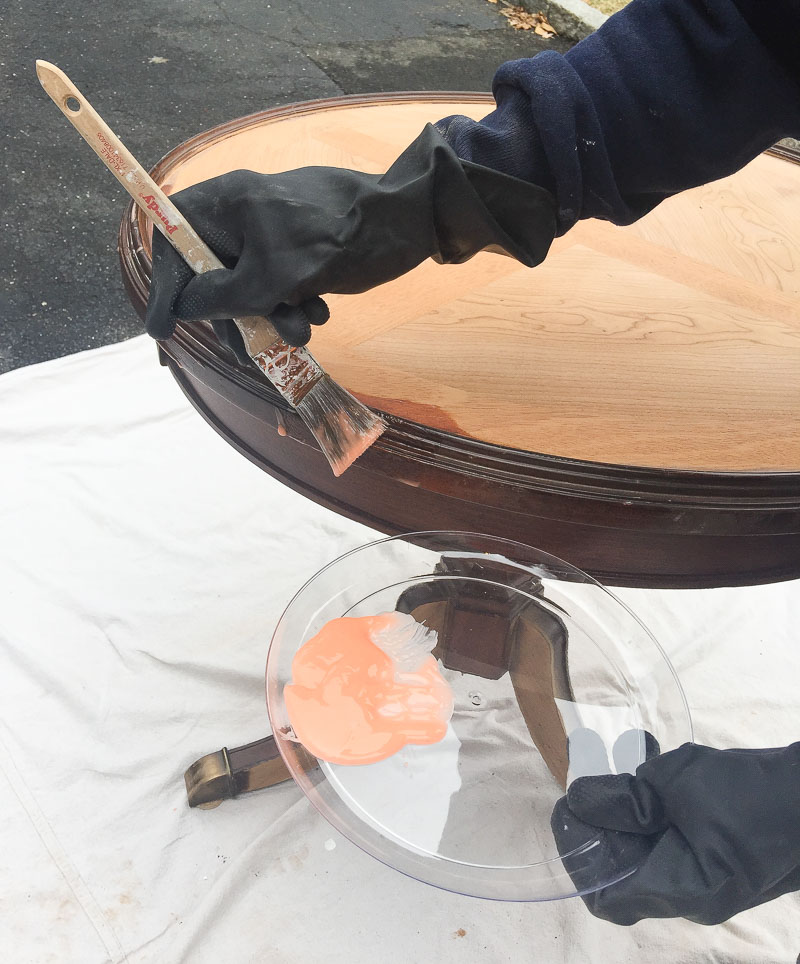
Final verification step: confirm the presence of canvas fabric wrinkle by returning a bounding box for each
[0,335,798,963]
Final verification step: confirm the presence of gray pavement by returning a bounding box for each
[1,0,572,374]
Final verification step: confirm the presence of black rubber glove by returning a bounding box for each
[552,740,800,925]
[145,124,556,353]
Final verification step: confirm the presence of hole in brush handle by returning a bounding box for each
[64,95,81,113]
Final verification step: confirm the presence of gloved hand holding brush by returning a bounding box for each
[145,125,556,355]
[145,0,800,354]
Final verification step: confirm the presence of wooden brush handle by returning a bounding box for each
[35,60,281,357]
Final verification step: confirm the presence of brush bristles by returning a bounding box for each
[294,375,386,476]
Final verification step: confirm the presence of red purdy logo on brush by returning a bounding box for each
[139,194,180,235]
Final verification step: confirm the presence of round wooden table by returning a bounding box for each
[119,94,800,588]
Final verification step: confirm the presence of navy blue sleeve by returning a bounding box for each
[435,0,800,234]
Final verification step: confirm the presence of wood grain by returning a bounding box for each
[152,100,800,471]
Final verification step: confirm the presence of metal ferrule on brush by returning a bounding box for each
[252,340,324,408]
[242,319,384,475]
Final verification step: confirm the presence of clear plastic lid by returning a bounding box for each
[266,532,692,901]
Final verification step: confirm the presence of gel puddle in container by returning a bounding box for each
[284,612,454,765]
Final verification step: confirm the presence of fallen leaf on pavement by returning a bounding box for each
[497,6,558,35]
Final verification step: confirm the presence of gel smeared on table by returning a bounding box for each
[285,612,454,765]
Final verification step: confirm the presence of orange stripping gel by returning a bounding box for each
[284,612,454,765]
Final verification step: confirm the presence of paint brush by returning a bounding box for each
[35,60,386,476]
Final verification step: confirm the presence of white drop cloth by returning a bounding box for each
[0,335,797,963]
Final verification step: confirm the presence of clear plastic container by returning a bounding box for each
[266,532,692,901]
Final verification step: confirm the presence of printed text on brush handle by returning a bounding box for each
[37,62,289,353]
